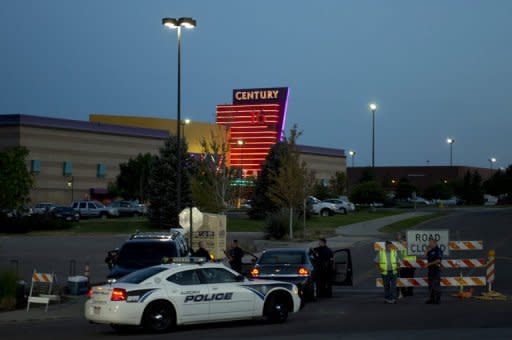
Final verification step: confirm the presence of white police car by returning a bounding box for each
[85,260,301,332]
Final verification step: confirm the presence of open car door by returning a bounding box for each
[332,248,353,286]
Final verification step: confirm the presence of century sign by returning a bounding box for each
[406,230,449,256]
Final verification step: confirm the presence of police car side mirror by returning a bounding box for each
[235,275,245,282]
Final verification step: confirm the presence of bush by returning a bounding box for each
[264,213,289,240]
[0,271,18,310]
[0,214,73,233]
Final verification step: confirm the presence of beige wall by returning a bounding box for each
[300,153,347,184]
[19,126,166,204]
[0,126,20,149]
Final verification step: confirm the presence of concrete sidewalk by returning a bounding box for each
[0,295,87,324]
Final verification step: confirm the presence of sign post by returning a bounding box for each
[406,230,449,256]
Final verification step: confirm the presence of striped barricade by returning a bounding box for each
[376,276,487,287]
[486,250,496,291]
[27,270,57,312]
[401,259,486,269]
[374,241,483,251]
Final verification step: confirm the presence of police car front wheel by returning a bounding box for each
[264,293,291,323]
[142,301,175,333]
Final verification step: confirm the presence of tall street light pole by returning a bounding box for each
[162,17,196,218]
[237,139,245,208]
[348,150,356,167]
[182,118,191,139]
[369,103,377,168]
[446,138,455,166]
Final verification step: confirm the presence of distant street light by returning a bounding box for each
[489,157,497,172]
[369,103,377,168]
[182,118,191,139]
[67,176,74,203]
[446,138,455,166]
[348,150,356,167]
[162,16,196,219]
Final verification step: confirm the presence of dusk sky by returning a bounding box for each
[1,1,511,168]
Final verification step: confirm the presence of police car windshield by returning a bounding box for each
[117,266,167,284]
[118,242,179,268]
[259,251,306,265]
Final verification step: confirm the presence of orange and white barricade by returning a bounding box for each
[486,249,496,292]
[27,270,58,312]
[374,240,488,289]
[377,276,487,287]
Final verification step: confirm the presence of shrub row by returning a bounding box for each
[0,214,73,233]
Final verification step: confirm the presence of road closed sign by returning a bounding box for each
[406,230,449,256]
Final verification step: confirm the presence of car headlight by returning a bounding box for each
[292,285,299,296]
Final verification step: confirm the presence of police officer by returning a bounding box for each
[224,240,245,273]
[426,239,442,304]
[313,238,334,298]
[194,241,212,261]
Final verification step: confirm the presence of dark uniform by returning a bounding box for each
[314,245,334,297]
[427,245,443,304]
[194,247,211,261]
[228,246,244,273]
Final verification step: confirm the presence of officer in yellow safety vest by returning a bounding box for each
[374,240,401,304]
[397,233,416,298]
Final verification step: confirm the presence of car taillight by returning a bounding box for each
[87,288,93,298]
[298,267,309,276]
[111,288,127,301]
[250,267,260,277]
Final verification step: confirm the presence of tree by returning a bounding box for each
[190,133,237,213]
[423,182,453,200]
[359,167,375,183]
[312,181,331,200]
[0,147,34,210]
[248,142,288,219]
[114,153,154,201]
[329,171,346,196]
[395,178,417,199]
[147,137,192,228]
[266,126,315,239]
[349,181,386,204]
[470,171,484,204]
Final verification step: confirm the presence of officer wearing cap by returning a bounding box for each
[313,238,334,298]
[426,239,443,304]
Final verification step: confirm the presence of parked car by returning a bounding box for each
[72,200,119,219]
[433,197,462,206]
[106,231,189,280]
[336,196,356,211]
[484,194,498,206]
[408,196,432,205]
[323,199,354,214]
[107,200,147,217]
[249,247,353,301]
[33,202,57,214]
[307,196,338,216]
[50,206,80,221]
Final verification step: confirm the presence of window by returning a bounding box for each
[87,202,96,209]
[97,163,106,179]
[117,267,167,284]
[31,160,41,174]
[63,161,73,176]
[199,268,238,284]
[167,270,201,286]
[79,202,86,209]
[259,251,306,265]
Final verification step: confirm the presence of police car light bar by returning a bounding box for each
[172,257,206,264]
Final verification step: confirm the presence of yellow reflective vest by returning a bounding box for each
[401,249,416,262]
[379,249,398,275]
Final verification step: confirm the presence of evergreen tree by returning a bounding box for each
[328,171,347,196]
[0,147,34,210]
[470,171,484,204]
[248,142,287,219]
[148,137,192,228]
[114,153,154,201]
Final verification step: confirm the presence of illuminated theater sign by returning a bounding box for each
[216,87,289,177]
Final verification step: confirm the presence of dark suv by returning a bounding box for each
[106,231,189,280]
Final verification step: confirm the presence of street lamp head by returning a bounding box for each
[446,138,455,144]
[490,157,497,163]
[349,150,355,156]
[162,17,196,29]
[369,103,377,112]
[162,17,179,29]
[184,119,191,125]
[237,139,245,146]
[178,17,197,29]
